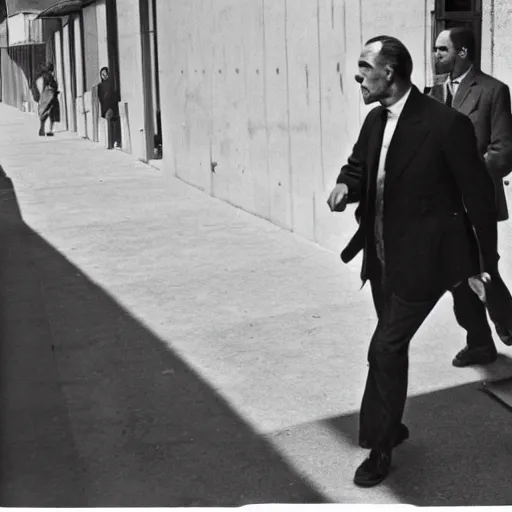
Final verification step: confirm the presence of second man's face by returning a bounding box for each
[434,30,457,75]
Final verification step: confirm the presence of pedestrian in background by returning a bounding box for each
[97,66,121,149]
[37,63,60,137]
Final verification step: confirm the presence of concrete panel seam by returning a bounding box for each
[284,0,295,232]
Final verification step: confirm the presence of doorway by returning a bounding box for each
[105,0,122,147]
[140,0,162,162]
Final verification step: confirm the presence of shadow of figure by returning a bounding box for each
[0,180,326,507]
[327,369,512,506]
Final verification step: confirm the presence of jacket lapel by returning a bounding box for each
[429,83,445,104]
[384,86,431,187]
[452,66,480,112]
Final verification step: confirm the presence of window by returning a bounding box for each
[434,0,482,66]
[445,0,473,12]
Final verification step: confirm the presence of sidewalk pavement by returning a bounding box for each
[1,104,512,506]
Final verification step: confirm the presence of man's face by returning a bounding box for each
[101,69,109,80]
[434,30,458,74]
[355,42,391,105]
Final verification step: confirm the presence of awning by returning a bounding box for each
[35,0,95,19]
[6,0,60,16]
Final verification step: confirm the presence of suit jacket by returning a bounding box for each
[337,86,498,300]
[430,68,512,221]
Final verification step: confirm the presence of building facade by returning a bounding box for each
[0,0,60,114]
[1,0,511,251]
[156,0,512,251]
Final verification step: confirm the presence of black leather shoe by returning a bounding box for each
[452,346,497,368]
[354,449,392,487]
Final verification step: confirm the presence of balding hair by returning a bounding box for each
[365,35,413,82]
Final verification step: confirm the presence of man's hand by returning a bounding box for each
[327,183,349,212]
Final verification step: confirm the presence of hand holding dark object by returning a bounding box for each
[327,183,349,212]
[468,271,512,345]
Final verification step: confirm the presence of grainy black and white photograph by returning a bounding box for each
[1,0,512,508]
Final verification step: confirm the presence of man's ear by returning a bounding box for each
[384,64,394,82]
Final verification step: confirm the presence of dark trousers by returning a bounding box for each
[105,108,122,149]
[359,278,441,451]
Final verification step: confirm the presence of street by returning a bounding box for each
[1,103,512,506]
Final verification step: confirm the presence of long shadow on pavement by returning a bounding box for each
[327,366,512,506]
[0,180,326,506]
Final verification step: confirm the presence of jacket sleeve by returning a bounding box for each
[444,113,499,273]
[335,113,372,204]
[484,83,512,179]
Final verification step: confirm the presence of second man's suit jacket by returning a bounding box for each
[430,67,512,221]
[336,86,498,301]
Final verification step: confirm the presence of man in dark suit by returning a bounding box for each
[327,35,498,487]
[430,27,512,366]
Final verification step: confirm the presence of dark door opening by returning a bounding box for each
[106,0,122,147]
[141,0,162,161]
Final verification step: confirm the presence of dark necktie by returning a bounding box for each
[445,85,453,107]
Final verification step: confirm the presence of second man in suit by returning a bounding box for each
[431,27,512,366]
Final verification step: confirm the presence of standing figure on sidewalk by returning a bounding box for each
[429,27,512,363]
[97,66,121,149]
[327,35,499,487]
[37,63,60,137]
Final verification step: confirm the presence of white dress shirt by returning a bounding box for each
[445,65,473,101]
[374,87,413,265]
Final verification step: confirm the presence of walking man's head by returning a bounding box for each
[434,27,475,76]
[355,35,413,106]
[100,66,109,81]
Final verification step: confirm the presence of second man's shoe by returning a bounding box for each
[452,345,498,368]
[354,449,392,487]
[496,324,512,346]
[394,424,409,447]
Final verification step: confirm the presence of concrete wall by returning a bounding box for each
[156,0,429,250]
[96,0,109,71]
[5,12,42,45]
[117,0,147,161]
[491,0,512,88]
[73,15,84,97]
[83,2,99,91]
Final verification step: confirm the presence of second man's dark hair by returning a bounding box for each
[365,35,413,82]
[448,26,476,62]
